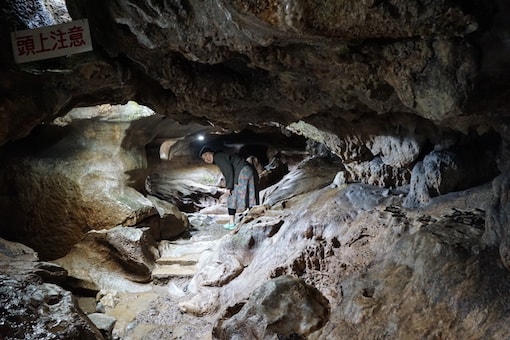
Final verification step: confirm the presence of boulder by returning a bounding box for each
[212,275,330,339]
[0,237,103,339]
[0,273,104,340]
[143,195,189,240]
[54,226,158,293]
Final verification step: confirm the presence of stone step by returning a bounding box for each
[156,253,201,266]
[159,240,216,258]
[152,264,197,279]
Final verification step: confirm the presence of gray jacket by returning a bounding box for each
[213,152,249,190]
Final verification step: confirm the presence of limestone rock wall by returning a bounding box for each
[0,107,189,260]
[1,0,508,208]
[180,158,510,339]
[1,1,510,337]
[1,0,509,147]
[62,0,482,125]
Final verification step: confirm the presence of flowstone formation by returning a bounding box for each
[0,103,190,260]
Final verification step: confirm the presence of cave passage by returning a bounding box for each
[2,0,510,338]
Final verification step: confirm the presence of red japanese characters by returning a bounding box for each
[10,19,93,63]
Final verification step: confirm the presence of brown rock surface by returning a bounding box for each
[213,275,330,339]
[0,104,191,260]
[1,0,509,145]
[1,1,510,339]
[54,225,159,292]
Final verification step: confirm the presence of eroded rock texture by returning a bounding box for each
[1,0,509,140]
[180,158,510,339]
[1,0,508,209]
[54,225,159,293]
[213,275,330,339]
[0,105,189,260]
[1,0,510,338]
[0,237,104,339]
[63,0,479,126]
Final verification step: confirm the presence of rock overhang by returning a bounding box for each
[1,0,509,145]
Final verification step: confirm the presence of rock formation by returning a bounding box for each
[0,104,190,260]
[179,159,510,339]
[0,238,105,339]
[213,275,330,339]
[1,0,510,338]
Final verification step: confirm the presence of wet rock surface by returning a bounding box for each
[102,157,509,339]
[0,106,190,260]
[0,238,104,339]
[0,274,105,340]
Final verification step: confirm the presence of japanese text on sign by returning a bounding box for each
[10,19,93,63]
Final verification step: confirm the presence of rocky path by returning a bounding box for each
[104,210,233,339]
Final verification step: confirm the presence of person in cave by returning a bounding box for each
[199,146,259,230]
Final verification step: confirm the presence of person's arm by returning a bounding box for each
[214,153,235,190]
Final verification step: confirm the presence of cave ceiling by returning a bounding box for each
[1,0,510,146]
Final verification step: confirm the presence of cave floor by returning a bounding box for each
[80,208,233,339]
